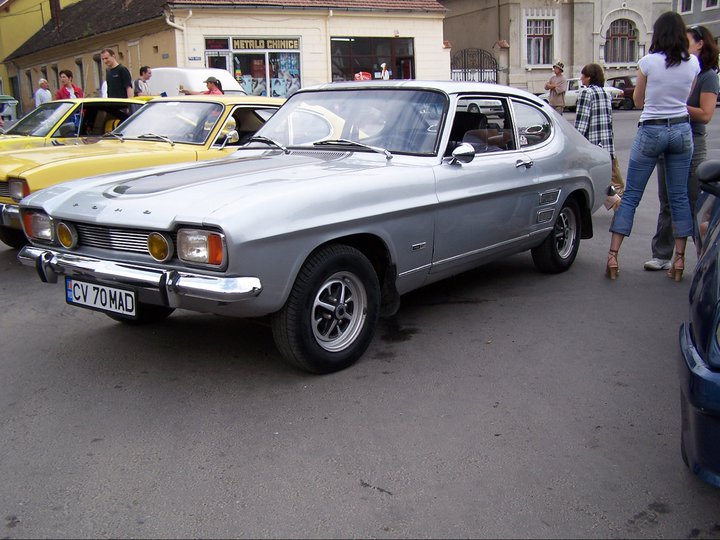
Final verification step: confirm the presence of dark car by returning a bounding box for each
[678,159,720,488]
[606,75,636,110]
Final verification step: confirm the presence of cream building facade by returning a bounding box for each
[442,0,671,94]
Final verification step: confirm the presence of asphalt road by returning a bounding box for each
[1,108,720,539]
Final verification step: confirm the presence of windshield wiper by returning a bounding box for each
[103,131,125,142]
[313,139,392,160]
[137,133,174,146]
[246,135,289,154]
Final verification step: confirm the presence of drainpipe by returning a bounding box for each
[165,9,193,66]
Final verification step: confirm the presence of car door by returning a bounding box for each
[431,95,540,275]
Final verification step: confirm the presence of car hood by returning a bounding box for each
[0,140,192,178]
[0,135,45,151]
[23,150,407,229]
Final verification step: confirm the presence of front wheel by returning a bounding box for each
[272,245,380,374]
[531,198,581,273]
[622,98,634,110]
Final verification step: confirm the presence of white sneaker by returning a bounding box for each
[643,258,671,271]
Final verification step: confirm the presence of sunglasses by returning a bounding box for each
[688,25,703,41]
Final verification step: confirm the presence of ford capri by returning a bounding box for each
[0,95,283,249]
[18,81,610,374]
[0,98,145,150]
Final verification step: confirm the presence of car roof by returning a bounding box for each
[300,79,544,103]
[146,95,285,106]
[49,97,147,105]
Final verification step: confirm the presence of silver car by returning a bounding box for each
[18,81,610,374]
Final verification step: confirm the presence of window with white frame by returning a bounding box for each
[705,0,718,8]
[605,19,638,63]
[526,19,553,65]
[679,0,693,12]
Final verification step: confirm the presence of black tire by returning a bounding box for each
[272,244,380,374]
[107,303,175,325]
[0,226,27,250]
[531,198,581,273]
[622,98,634,110]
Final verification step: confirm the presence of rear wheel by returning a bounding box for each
[531,198,581,273]
[107,303,175,325]
[622,97,634,110]
[0,226,27,250]
[272,245,380,374]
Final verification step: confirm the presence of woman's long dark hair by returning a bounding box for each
[649,11,691,67]
[689,25,719,73]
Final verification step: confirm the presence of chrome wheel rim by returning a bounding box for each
[554,207,577,259]
[312,271,367,352]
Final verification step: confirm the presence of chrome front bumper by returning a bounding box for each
[18,245,262,307]
[0,202,21,229]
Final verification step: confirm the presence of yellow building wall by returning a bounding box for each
[8,22,177,113]
[0,0,81,95]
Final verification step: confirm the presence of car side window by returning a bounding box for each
[454,96,515,154]
[512,101,551,148]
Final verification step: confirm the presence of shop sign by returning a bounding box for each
[232,38,300,50]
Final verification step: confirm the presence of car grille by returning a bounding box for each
[76,223,175,254]
[0,182,9,198]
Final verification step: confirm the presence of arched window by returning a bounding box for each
[604,19,638,63]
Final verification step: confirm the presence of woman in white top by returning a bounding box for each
[606,11,700,281]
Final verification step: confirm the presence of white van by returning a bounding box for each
[147,67,245,96]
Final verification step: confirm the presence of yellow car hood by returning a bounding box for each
[0,139,193,178]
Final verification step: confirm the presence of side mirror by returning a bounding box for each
[447,142,475,165]
[217,129,239,150]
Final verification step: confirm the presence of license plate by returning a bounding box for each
[65,278,136,317]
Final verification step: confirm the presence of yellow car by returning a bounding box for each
[0,95,284,249]
[0,98,146,151]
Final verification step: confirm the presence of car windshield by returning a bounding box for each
[116,101,225,144]
[255,88,447,155]
[4,102,74,136]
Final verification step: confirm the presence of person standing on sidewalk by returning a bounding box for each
[544,61,567,114]
[644,24,719,271]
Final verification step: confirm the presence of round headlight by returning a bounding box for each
[147,232,173,262]
[56,222,78,249]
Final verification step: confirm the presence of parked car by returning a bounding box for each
[539,77,624,111]
[17,80,610,374]
[606,75,637,110]
[678,159,720,489]
[147,67,246,97]
[0,94,19,128]
[0,95,283,249]
[0,98,145,150]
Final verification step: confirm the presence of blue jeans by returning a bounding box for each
[611,122,694,238]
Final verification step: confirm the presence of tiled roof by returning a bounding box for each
[170,0,445,10]
[7,0,168,60]
[7,0,445,60]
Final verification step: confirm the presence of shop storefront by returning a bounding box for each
[204,34,417,95]
[330,36,415,82]
[205,37,301,97]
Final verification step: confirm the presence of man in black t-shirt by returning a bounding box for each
[101,48,133,98]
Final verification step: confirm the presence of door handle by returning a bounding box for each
[515,159,534,169]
